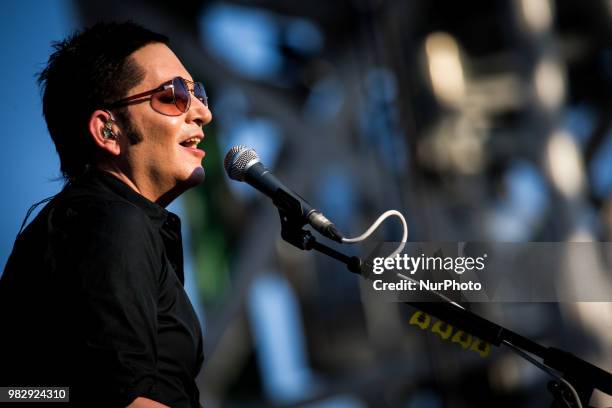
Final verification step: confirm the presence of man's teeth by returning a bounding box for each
[181,137,200,147]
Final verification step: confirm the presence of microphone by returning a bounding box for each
[224,145,344,242]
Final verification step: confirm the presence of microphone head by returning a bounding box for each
[224,145,261,181]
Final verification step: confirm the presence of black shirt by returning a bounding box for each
[0,169,204,407]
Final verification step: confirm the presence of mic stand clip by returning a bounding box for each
[278,210,361,273]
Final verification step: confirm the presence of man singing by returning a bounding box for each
[0,21,211,407]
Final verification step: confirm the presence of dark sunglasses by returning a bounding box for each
[108,76,208,116]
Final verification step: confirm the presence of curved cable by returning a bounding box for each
[341,210,408,258]
[502,340,582,408]
[17,195,57,235]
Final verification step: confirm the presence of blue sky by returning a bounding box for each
[0,1,76,268]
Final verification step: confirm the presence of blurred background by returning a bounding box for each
[2,0,612,406]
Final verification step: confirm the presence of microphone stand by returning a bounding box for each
[278,212,612,408]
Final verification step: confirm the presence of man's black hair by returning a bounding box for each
[38,21,169,182]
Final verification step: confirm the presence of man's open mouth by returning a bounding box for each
[179,137,202,148]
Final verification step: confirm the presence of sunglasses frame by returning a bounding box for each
[107,76,208,116]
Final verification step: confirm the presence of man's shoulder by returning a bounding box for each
[16,174,165,251]
[54,192,153,232]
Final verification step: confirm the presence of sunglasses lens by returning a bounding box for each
[150,77,189,116]
[173,77,191,113]
[194,82,208,107]
[149,77,207,116]
[150,86,178,116]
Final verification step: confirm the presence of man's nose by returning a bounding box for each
[187,95,212,127]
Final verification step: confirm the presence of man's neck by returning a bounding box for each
[96,165,178,207]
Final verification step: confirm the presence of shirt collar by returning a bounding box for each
[84,169,174,229]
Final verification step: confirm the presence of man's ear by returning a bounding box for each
[88,109,121,156]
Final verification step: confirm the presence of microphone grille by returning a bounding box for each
[224,145,260,181]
